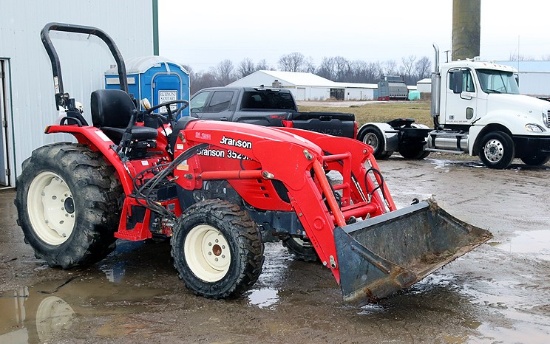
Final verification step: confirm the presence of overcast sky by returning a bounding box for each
[158,0,550,72]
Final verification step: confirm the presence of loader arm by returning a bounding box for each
[275,128,397,212]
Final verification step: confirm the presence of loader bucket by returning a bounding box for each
[335,199,492,304]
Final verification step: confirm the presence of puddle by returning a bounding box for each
[497,230,550,261]
[357,303,385,315]
[247,288,279,309]
[429,158,484,170]
[0,274,167,343]
[458,278,550,344]
[246,243,289,309]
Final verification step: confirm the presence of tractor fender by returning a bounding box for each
[44,125,134,194]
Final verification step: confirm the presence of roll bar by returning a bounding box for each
[40,22,128,110]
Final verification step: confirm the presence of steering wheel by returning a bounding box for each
[144,100,189,123]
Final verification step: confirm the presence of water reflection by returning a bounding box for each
[247,288,279,309]
[0,286,74,343]
[0,273,166,344]
[246,243,292,309]
[497,230,550,261]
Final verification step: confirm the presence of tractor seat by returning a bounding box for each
[90,89,158,143]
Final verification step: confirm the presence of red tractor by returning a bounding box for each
[15,23,491,303]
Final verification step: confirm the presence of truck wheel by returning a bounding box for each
[171,199,264,299]
[359,127,392,159]
[398,144,430,159]
[479,131,515,169]
[15,143,122,268]
[521,155,550,166]
[282,237,319,262]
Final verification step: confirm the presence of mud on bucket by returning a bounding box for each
[334,199,492,304]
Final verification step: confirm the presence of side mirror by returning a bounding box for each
[452,70,464,94]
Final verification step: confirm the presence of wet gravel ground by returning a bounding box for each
[1,154,549,343]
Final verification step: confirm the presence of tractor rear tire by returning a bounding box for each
[171,199,264,299]
[282,237,319,262]
[15,143,122,268]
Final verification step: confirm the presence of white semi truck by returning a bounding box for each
[358,46,550,169]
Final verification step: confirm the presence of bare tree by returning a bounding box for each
[414,56,432,80]
[187,52,436,92]
[317,57,337,80]
[215,59,237,86]
[278,52,307,72]
[348,60,368,83]
[334,56,351,81]
[303,56,316,73]
[237,58,255,78]
[400,55,417,84]
[509,53,534,61]
[383,60,398,76]
[190,71,218,94]
[345,61,383,83]
[255,59,271,71]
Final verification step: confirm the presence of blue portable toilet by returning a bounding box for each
[105,56,190,118]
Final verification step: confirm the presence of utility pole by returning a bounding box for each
[452,0,480,60]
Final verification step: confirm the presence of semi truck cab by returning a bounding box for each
[358,46,550,169]
[431,58,550,168]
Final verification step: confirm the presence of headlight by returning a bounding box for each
[543,111,550,128]
[525,123,546,132]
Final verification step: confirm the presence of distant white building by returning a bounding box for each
[417,78,432,93]
[334,82,377,101]
[497,61,550,97]
[227,70,377,101]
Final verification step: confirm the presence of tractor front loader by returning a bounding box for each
[14,23,492,304]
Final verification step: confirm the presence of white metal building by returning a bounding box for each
[334,82,377,101]
[416,78,432,93]
[227,70,378,101]
[227,70,337,101]
[497,61,550,97]
[0,0,156,187]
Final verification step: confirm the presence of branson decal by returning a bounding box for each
[219,136,252,149]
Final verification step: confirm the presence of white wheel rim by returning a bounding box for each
[27,171,75,245]
[364,132,379,150]
[36,296,75,341]
[184,224,231,282]
[484,139,504,162]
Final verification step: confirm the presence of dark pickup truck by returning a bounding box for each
[189,86,357,138]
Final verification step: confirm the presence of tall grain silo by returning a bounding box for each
[452,0,481,60]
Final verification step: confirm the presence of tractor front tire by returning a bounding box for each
[15,143,122,268]
[282,237,319,262]
[171,199,264,299]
